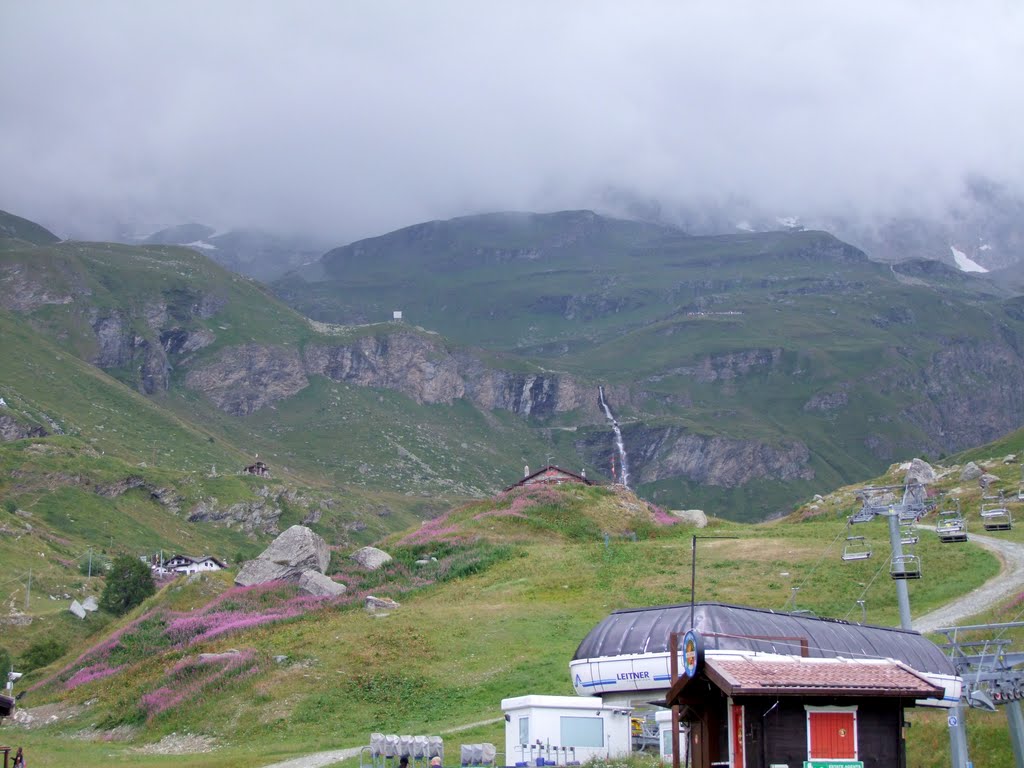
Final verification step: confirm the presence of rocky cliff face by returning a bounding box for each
[579,425,814,487]
[184,344,309,416]
[0,415,48,442]
[893,338,1024,453]
[186,331,600,419]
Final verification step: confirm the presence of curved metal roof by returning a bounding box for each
[572,602,954,676]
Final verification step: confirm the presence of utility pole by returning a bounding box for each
[87,548,93,578]
[24,568,31,611]
[886,507,912,630]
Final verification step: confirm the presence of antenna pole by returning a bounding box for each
[689,535,697,628]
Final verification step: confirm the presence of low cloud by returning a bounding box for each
[1,1,1022,242]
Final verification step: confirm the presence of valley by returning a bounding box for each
[3,206,1024,767]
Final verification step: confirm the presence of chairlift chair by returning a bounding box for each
[981,503,1013,532]
[900,525,919,546]
[848,507,876,525]
[936,509,968,543]
[841,535,872,561]
[891,553,921,580]
[898,509,919,525]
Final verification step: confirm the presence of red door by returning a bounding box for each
[808,710,856,760]
[731,704,745,767]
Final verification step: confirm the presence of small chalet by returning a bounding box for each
[243,460,270,477]
[163,554,226,575]
[571,603,960,768]
[506,465,593,491]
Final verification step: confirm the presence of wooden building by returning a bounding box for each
[243,460,270,477]
[506,465,592,491]
[570,602,960,768]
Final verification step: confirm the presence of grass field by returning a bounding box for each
[3,472,1018,768]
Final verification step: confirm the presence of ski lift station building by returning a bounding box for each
[554,602,960,768]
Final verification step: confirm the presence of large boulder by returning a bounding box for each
[351,546,393,571]
[235,525,330,586]
[960,462,983,481]
[298,571,348,597]
[904,458,936,486]
[365,595,400,614]
[670,509,708,528]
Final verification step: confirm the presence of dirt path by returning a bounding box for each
[912,527,1024,633]
[259,718,504,768]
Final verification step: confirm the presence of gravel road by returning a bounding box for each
[912,527,1024,633]
[259,719,504,768]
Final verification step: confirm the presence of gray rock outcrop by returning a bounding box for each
[365,596,400,614]
[0,415,48,442]
[69,600,86,619]
[184,344,309,416]
[670,509,708,528]
[298,571,348,597]
[979,473,1000,488]
[904,458,937,486]
[351,546,393,571]
[234,525,330,587]
[960,462,983,481]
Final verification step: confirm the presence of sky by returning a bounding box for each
[1,1,1023,243]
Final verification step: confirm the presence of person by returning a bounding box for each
[430,756,441,768]
[399,757,409,768]
[12,746,25,768]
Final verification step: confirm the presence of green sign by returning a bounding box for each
[804,762,864,768]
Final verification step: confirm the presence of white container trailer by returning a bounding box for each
[501,695,631,766]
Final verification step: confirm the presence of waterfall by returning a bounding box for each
[598,385,630,488]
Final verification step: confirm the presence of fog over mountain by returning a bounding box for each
[1,1,1022,244]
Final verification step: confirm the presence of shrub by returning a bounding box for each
[21,638,66,671]
[100,554,156,615]
[79,553,110,577]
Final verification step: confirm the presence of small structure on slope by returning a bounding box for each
[243,460,270,477]
[506,465,592,491]
[164,554,226,575]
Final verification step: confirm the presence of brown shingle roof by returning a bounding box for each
[706,655,944,699]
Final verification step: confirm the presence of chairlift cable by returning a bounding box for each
[842,552,893,622]
[781,523,848,611]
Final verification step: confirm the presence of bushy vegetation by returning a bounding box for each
[20,638,67,672]
[100,554,156,615]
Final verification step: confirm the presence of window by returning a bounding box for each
[519,717,529,746]
[560,716,603,748]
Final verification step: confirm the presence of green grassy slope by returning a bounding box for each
[4,472,1015,768]
[0,209,61,245]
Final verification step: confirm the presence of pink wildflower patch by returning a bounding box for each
[648,504,680,525]
[65,663,123,690]
[141,649,259,719]
[473,509,528,520]
[397,511,461,545]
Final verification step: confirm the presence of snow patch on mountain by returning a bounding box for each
[950,245,988,273]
